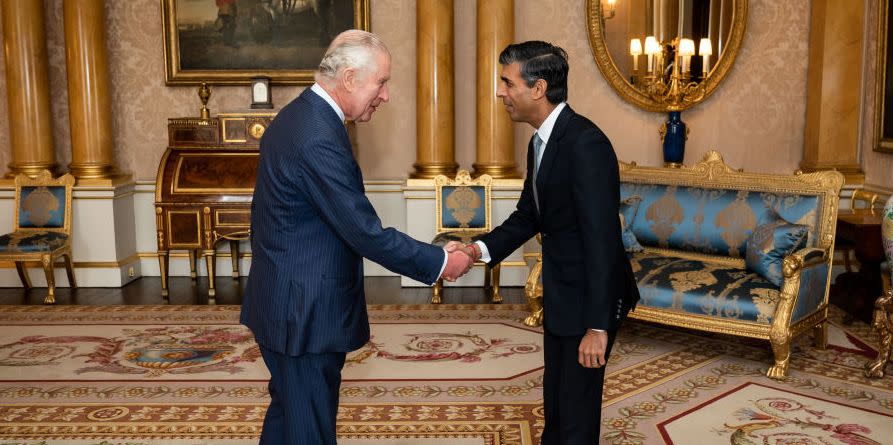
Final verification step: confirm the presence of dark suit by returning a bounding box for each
[479,105,639,444]
[242,88,444,444]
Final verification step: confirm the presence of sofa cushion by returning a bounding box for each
[620,183,819,258]
[630,251,781,323]
[620,196,644,253]
[745,211,808,287]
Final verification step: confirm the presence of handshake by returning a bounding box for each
[440,241,483,282]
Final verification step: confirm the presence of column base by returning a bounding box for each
[410,162,459,179]
[472,163,520,179]
[68,163,119,182]
[5,162,59,178]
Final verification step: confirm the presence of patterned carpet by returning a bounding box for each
[0,304,891,444]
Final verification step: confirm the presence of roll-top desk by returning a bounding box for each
[155,113,273,302]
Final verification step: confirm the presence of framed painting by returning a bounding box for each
[162,0,369,85]
[875,0,893,153]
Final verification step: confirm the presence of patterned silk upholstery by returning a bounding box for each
[632,251,781,323]
[0,171,76,304]
[18,186,67,228]
[619,184,819,258]
[620,196,645,252]
[744,210,809,287]
[431,170,498,304]
[0,231,68,253]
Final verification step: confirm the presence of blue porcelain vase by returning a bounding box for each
[662,111,686,166]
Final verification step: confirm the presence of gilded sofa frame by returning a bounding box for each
[523,151,844,379]
[2,171,77,304]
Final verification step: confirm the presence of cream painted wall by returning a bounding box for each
[0,0,882,183]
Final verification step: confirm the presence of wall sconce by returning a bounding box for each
[603,0,616,19]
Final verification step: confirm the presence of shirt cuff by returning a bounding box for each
[474,241,492,263]
[589,328,606,333]
[435,250,449,285]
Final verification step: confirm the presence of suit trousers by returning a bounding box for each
[258,345,346,445]
[540,328,617,445]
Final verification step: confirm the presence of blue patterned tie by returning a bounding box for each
[532,133,544,211]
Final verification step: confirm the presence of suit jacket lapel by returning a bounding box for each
[535,105,574,220]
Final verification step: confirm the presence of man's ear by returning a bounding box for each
[531,78,548,101]
[340,68,357,93]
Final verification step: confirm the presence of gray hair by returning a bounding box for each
[315,30,390,83]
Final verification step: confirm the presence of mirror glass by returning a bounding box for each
[588,0,747,112]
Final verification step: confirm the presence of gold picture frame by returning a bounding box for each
[162,0,370,85]
[876,0,893,153]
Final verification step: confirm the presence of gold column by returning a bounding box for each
[1,0,56,177]
[801,0,864,183]
[64,0,116,181]
[412,0,457,178]
[473,0,517,178]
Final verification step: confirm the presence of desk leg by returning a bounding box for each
[158,250,169,300]
[204,250,217,303]
[230,240,240,279]
[188,250,197,280]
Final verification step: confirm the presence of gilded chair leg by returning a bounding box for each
[159,251,170,299]
[866,292,893,378]
[483,264,492,296]
[15,262,32,290]
[41,255,56,305]
[188,250,197,280]
[431,279,443,304]
[204,251,217,303]
[230,240,240,279]
[767,335,791,379]
[63,253,77,288]
[524,291,544,327]
[490,264,502,303]
[523,261,544,327]
[813,321,827,349]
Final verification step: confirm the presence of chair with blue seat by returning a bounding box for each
[865,195,893,378]
[430,170,500,304]
[0,171,76,304]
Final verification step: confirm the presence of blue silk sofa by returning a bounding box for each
[523,151,844,379]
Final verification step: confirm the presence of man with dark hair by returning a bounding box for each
[462,41,640,444]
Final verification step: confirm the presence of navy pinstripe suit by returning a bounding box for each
[242,88,444,444]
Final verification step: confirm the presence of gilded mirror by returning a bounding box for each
[587,0,748,112]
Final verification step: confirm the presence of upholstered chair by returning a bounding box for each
[430,170,500,304]
[865,195,893,378]
[0,171,76,304]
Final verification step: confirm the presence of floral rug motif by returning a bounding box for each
[0,304,892,444]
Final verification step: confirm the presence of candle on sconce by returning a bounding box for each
[678,38,695,73]
[699,38,713,76]
[645,36,660,75]
[630,38,643,73]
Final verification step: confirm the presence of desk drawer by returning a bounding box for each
[215,209,251,227]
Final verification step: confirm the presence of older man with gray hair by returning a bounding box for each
[241,30,474,444]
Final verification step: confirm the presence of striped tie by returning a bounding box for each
[532,133,544,212]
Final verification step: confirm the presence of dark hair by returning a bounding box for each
[498,41,569,104]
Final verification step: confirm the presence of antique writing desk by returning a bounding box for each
[832,208,884,323]
[155,113,273,301]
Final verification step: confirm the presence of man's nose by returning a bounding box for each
[380,84,390,102]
